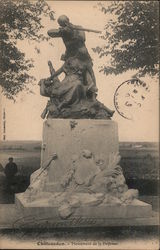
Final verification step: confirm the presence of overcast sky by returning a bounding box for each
[0,1,159,141]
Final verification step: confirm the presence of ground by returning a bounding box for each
[0,226,159,249]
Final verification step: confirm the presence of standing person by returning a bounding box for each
[4,157,18,184]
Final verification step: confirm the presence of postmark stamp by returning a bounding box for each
[114,78,150,120]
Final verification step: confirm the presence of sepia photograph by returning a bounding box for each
[0,0,159,249]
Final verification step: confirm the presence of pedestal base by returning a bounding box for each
[15,192,152,228]
[14,119,153,228]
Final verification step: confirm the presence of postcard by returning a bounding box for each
[0,1,159,249]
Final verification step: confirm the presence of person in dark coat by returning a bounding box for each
[4,157,18,187]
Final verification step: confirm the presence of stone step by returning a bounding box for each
[0,204,158,229]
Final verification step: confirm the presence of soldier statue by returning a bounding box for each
[48,15,98,99]
[39,15,114,119]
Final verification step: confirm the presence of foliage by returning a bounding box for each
[0,0,55,99]
[93,1,159,77]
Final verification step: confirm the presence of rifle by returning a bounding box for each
[71,26,102,34]
[48,60,56,76]
[30,153,58,186]
[65,22,102,34]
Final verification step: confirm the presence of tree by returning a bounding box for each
[0,0,55,99]
[93,1,159,78]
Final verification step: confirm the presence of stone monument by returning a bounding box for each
[15,15,152,228]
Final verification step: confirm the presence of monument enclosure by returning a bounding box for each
[15,15,152,227]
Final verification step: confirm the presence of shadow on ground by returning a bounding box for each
[0,226,159,244]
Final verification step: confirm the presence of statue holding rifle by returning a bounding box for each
[39,15,114,119]
[48,15,98,99]
[47,15,100,62]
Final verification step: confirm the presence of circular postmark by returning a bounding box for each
[114,78,150,120]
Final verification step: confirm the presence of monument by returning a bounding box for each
[15,15,152,228]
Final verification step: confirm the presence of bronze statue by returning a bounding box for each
[48,15,93,62]
[39,15,114,119]
[48,15,98,98]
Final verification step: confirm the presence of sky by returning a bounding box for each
[0,1,159,142]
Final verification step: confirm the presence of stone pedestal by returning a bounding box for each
[15,119,152,227]
[42,119,118,191]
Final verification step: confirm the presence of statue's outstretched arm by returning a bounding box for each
[48,26,73,38]
[48,29,61,38]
